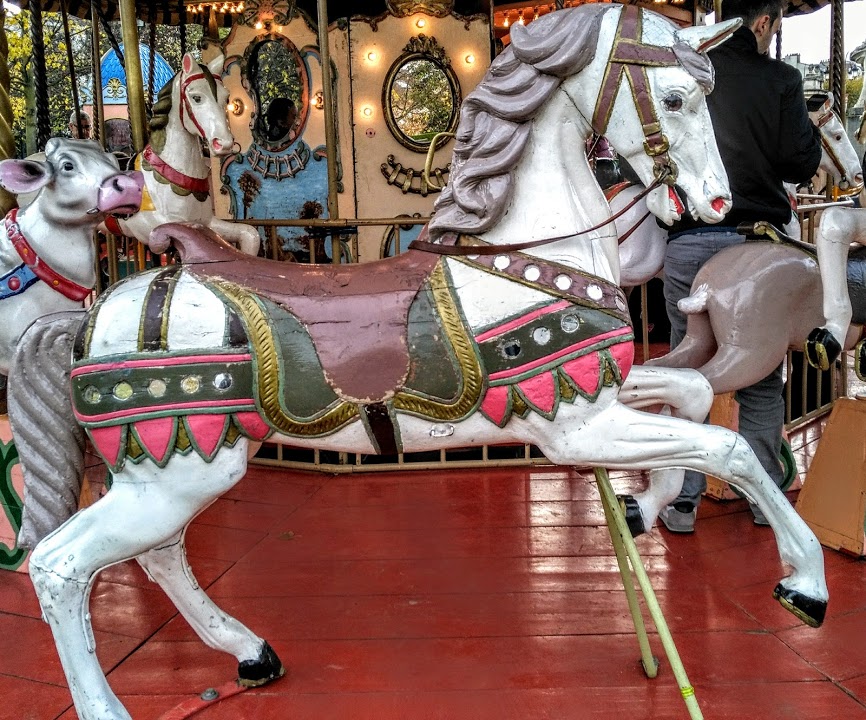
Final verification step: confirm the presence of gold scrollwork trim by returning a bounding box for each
[213,280,359,436]
[380,154,449,195]
[393,262,483,420]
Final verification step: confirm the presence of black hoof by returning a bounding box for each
[805,327,841,371]
[617,495,646,538]
[773,583,827,628]
[238,641,286,688]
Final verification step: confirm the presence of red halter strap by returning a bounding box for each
[179,70,214,144]
[591,6,681,186]
[5,209,92,302]
[142,144,210,195]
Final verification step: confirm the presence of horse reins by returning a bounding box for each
[179,68,215,141]
[409,175,665,256]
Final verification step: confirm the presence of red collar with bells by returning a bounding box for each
[4,209,92,302]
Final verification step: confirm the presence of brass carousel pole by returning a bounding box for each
[91,0,105,147]
[118,0,148,152]
[713,0,722,21]
[829,0,845,116]
[0,0,17,214]
[316,0,341,264]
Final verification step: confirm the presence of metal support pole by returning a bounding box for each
[91,0,105,147]
[118,0,148,152]
[316,0,341,265]
[0,0,17,214]
[30,0,50,150]
[595,468,704,720]
[60,0,84,139]
[830,0,845,116]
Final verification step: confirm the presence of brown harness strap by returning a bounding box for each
[592,6,680,186]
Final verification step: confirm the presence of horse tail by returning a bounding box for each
[8,311,87,550]
[677,283,709,315]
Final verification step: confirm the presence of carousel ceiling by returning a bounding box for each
[4,0,853,25]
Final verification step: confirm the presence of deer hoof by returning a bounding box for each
[238,641,286,688]
[773,583,827,628]
[805,327,841,371]
[617,495,646,538]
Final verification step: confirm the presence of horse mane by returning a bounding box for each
[429,4,609,241]
[148,63,218,154]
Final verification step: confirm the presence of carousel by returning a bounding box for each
[0,0,866,718]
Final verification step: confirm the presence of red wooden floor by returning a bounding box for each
[4,423,866,719]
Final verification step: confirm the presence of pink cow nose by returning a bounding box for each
[98,172,144,215]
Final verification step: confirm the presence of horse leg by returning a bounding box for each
[209,217,262,256]
[29,441,257,720]
[137,530,284,687]
[532,403,827,626]
[806,208,852,369]
[616,366,714,536]
[645,310,717,371]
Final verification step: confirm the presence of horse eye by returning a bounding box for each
[835,134,843,141]
[663,94,683,112]
[192,95,202,104]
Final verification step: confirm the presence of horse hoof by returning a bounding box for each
[617,495,646,537]
[238,641,286,687]
[804,327,841,371]
[773,583,827,628]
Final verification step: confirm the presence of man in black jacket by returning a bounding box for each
[658,0,822,533]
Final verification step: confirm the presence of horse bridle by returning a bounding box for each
[591,5,682,188]
[179,67,219,141]
[815,108,862,196]
[412,6,682,257]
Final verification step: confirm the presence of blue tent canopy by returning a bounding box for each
[80,45,175,106]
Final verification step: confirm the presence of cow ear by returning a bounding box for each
[0,159,53,194]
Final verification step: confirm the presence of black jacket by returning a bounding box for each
[667,26,821,234]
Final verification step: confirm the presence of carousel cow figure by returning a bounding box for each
[7,7,829,719]
[107,52,261,257]
[0,138,142,412]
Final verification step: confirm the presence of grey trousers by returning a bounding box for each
[663,229,785,507]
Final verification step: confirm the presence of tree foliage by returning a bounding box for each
[4,9,200,157]
[389,58,453,141]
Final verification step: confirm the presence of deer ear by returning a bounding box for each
[207,53,225,77]
[182,52,195,75]
[676,18,741,53]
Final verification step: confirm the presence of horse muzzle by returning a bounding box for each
[97,171,144,216]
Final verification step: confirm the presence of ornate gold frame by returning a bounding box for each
[381,35,461,153]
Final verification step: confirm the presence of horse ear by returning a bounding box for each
[0,158,53,194]
[676,18,741,53]
[182,52,195,75]
[206,53,225,77]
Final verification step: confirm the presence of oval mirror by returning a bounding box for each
[246,37,308,151]
[383,54,460,152]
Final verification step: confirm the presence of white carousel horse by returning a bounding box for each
[0,138,142,403]
[8,8,829,719]
[614,93,863,288]
[108,52,260,256]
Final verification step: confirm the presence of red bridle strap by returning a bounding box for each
[179,71,212,141]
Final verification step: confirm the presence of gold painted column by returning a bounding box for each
[118,0,148,151]
[316,0,341,264]
[0,0,15,213]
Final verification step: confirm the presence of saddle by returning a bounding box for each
[158,223,441,402]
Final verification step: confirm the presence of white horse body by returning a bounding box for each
[0,139,142,377]
[112,53,260,256]
[9,9,830,720]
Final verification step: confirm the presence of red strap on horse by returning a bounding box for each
[157,681,249,720]
[143,145,210,195]
[5,209,92,301]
